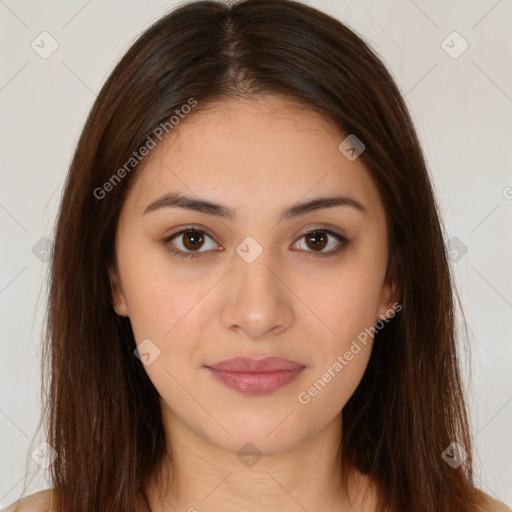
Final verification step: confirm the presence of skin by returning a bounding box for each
[110,95,401,512]
[4,97,508,512]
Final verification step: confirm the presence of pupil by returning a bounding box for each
[184,231,203,250]
[307,231,327,251]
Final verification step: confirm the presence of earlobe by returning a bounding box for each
[377,253,402,321]
[109,264,129,317]
[378,278,402,321]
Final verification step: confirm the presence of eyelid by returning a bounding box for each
[163,224,350,258]
[163,225,221,258]
[291,226,349,257]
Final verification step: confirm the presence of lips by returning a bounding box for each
[205,356,306,394]
[206,356,305,372]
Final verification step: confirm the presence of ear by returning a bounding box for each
[377,279,401,321]
[109,263,129,317]
[377,256,402,321]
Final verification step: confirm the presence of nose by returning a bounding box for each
[220,245,295,340]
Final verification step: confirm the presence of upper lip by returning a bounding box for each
[206,356,305,373]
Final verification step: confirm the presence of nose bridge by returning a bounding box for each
[233,234,283,305]
[220,235,294,337]
[234,239,278,296]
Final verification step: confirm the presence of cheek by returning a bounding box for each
[297,297,375,418]
[296,325,373,427]
[117,247,203,342]
[118,247,218,381]
[310,267,382,347]
[295,265,381,407]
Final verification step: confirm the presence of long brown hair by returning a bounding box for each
[13,0,483,510]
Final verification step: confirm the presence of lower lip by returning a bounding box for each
[206,367,305,394]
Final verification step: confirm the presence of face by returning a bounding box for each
[110,95,399,456]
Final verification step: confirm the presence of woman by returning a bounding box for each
[4,0,510,511]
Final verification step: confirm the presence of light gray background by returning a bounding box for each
[0,0,511,507]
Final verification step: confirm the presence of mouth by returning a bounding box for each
[206,355,305,372]
[206,367,305,394]
[205,356,306,394]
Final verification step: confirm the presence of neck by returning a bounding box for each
[142,404,372,512]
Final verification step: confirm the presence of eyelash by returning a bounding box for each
[162,225,350,259]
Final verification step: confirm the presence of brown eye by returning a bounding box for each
[164,226,349,260]
[304,231,328,251]
[292,228,349,257]
[182,230,205,251]
[164,228,219,258]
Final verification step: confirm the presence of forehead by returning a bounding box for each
[122,95,385,223]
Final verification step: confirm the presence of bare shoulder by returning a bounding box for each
[1,489,56,512]
[474,489,512,512]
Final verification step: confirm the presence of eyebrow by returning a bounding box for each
[143,192,368,221]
